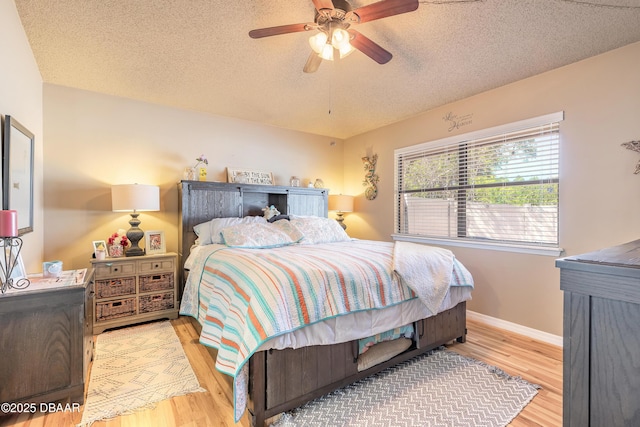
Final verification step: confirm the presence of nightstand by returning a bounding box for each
[90,252,179,334]
[0,269,94,406]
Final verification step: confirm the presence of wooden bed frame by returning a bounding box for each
[178,181,467,426]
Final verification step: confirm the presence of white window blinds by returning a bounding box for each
[394,112,563,248]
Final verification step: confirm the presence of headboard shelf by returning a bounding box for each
[177,181,329,296]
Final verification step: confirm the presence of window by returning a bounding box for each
[394,112,563,254]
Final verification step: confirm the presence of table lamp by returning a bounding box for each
[111,184,160,256]
[328,194,354,230]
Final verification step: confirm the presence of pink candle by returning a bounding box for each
[0,210,18,237]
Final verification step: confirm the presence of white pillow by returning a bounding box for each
[290,215,350,245]
[193,216,267,245]
[221,221,303,248]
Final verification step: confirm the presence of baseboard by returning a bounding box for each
[467,310,563,348]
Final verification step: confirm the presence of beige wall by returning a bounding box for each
[42,85,345,270]
[343,41,640,336]
[0,1,44,273]
[7,0,639,337]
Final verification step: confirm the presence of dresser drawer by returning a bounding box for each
[95,276,136,299]
[139,291,175,313]
[139,272,174,293]
[96,297,137,321]
[94,261,136,278]
[139,257,175,273]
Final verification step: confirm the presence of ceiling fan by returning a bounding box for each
[249,0,419,73]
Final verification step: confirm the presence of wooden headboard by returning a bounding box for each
[177,180,328,295]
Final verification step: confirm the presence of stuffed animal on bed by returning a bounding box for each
[262,205,280,220]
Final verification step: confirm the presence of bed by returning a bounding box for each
[177,181,474,426]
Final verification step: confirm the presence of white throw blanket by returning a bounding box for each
[392,241,454,315]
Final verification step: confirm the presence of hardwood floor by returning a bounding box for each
[1,317,562,427]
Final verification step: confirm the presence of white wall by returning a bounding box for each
[42,85,345,270]
[343,42,640,336]
[0,1,43,273]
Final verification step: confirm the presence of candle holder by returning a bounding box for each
[0,237,30,294]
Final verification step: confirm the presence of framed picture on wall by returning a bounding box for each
[2,116,35,236]
[145,230,166,255]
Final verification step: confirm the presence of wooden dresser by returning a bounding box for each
[0,269,94,407]
[556,239,640,426]
[90,252,179,334]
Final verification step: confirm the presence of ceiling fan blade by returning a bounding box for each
[249,23,312,39]
[348,29,392,64]
[312,0,334,20]
[312,0,334,12]
[303,51,323,73]
[351,0,419,24]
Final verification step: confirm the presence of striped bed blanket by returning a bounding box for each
[180,239,473,420]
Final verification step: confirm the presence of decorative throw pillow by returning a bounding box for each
[290,215,351,245]
[221,222,302,248]
[270,219,304,242]
[193,216,267,245]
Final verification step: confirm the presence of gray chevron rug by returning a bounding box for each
[271,348,540,427]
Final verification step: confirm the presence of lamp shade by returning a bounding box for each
[111,184,160,212]
[328,195,354,213]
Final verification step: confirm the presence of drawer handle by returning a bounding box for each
[112,301,122,307]
[154,263,160,269]
[152,275,161,280]
[152,295,163,301]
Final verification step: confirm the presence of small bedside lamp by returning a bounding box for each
[111,184,160,257]
[328,195,354,230]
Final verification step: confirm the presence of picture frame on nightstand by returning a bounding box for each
[145,230,166,255]
[92,240,107,256]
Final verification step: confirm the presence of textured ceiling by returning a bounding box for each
[14,0,640,139]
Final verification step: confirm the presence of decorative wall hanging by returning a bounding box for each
[226,168,274,185]
[443,111,473,132]
[362,154,379,200]
[621,140,640,174]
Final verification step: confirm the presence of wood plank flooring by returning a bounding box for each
[1,316,562,427]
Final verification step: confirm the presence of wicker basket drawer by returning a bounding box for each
[139,273,174,292]
[96,298,137,321]
[95,277,136,298]
[139,292,174,314]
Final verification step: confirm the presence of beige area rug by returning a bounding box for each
[78,321,205,426]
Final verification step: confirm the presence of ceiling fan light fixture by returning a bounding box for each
[251,0,420,72]
[309,32,328,54]
[338,42,355,58]
[310,27,354,61]
[319,43,334,60]
[331,28,350,49]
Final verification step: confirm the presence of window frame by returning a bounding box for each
[393,112,564,256]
